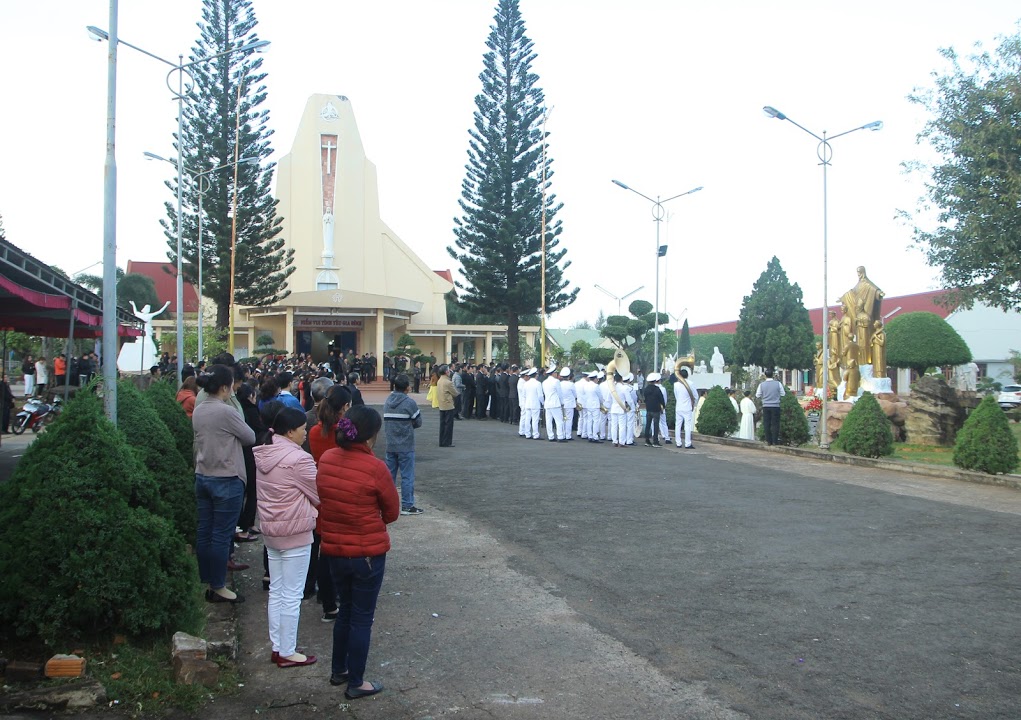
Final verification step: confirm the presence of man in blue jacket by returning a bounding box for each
[383,374,424,515]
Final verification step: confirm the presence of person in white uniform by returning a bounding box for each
[541,367,566,442]
[622,373,637,446]
[558,367,577,441]
[597,372,611,441]
[579,371,602,442]
[673,367,697,449]
[521,368,544,439]
[659,379,671,444]
[607,374,629,447]
[517,367,530,437]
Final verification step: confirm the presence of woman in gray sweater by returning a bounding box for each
[193,364,257,603]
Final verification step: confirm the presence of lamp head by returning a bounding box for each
[611,179,630,190]
[143,151,169,163]
[246,39,271,54]
[763,105,787,121]
[864,120,883,131]
[658,245,668,258]
[86,26,109,42]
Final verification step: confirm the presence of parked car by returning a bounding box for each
[997,384,1021,409]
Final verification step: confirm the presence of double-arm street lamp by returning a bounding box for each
[144,153,258,362]
[88,16,268,396]
[611,180,703,369]
[762,105,882,449]
[594,283,645,316]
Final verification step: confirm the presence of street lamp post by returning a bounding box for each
[593,284,645,316]
[762,105,882,449]
[611,180,703,370]
[88,22,268,391]
[144,153,257,362]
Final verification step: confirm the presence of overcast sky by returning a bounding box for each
[2,1,1019,331]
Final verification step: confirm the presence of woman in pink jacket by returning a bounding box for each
[254,407,320,668]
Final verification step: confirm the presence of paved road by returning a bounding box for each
[408,409,1021,720]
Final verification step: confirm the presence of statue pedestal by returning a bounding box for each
[860,364,892,394]
[688,372,731,391]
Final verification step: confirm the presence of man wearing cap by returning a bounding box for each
[642,373,664,447]
[541,366,566,442]
[578,371,600,442]
[674,366,697,449]
[558,367,577,440]
[520,368,544,439]
[623,373,638,446]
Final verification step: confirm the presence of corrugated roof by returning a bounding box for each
[125,261,200,314]
[688,289,955,336]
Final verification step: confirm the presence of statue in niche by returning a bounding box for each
[710,346,725,374]
[871,321,887,376]
[322,209,335,265]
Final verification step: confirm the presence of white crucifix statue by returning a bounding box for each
[322,138,336,176]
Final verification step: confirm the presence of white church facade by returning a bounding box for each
[227,94,539,363]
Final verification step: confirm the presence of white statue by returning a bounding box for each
[710,346,725,374]
[322,209,335,265]
[694,361,707,374]
[117,300,170,373]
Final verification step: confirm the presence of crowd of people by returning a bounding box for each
[186,351,423,701]
[430,361,766,449]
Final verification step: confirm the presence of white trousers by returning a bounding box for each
[267,544,311,657]
[625,411,636,444]
[610,413,627,444]
[545,406,565,440]
[518,406,529,436]
[564,407,576,437]
[23,375,34,397]
[524,408,541,438]
[675,410,693,447]
[659,412,670,442]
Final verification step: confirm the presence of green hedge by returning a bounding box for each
[145,379,194,461]
[695,386,738,437]
[0,391,198,643]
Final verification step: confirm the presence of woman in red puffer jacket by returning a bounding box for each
[316,406,399,700]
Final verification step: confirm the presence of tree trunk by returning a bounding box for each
[507,312,520,365]
[216,302,230,332]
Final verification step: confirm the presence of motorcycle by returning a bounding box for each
[11,396,62,435]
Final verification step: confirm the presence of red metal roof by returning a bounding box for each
[687,289,956,336]
[125,260,200,313]
[434,269,453,283]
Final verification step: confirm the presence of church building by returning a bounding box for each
[226,94,539,363]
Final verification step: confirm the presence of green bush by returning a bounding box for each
[0,392,198,643]
[145,378,194,461]
[837,391,893,457]
[953,394,1019,474]
[778,391,811,446]
[696,386,739,437]
[118,380,197,542]
[885,312,972,375]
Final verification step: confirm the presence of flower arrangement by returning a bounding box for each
[804,396,822,413]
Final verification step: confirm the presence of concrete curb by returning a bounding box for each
[687,433,1021,491]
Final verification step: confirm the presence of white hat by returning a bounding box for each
[547,365,557,375]
[587,370,599,378]
[559,367,571,378]
[646,372,661,382]
[623,372,634,382]
[597,371,606,379]
[527,368,537,376]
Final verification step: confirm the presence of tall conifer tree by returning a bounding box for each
[733,256,815,370]
[162,0,293,330]
[449,0,578,363]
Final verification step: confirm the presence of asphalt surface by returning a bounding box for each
[5,391,1020,718]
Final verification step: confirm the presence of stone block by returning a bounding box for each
[4,661,43,681]
[205,617,238,660]
[171,631,207,661]
[44,654,85,678]
[172,655,220,687]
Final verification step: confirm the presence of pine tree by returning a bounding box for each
[733,256,815,370]
[162,0,293,330]
[448,0,578,363]
[678,319,692,355]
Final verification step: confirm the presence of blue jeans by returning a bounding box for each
[327,554,386,687]
[385,451,416,509]
[195,474,245,589]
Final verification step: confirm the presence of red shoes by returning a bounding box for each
[272,651,317,668]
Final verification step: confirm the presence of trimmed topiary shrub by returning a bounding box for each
[145,378,194,461]
[837,391,893,457]
[953,394,1019,474]
[696,386,739,437]
[0,391,198,643]
[778,390,811,446]
[118,380,197,542]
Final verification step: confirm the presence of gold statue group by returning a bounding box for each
[814,266,887,400]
